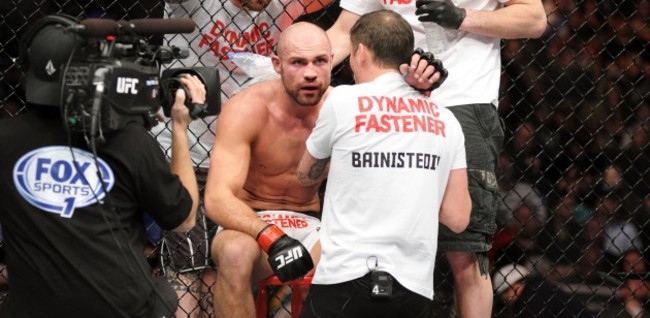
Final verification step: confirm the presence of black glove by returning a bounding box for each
[257,224,314,282]
[412,47,449,91]
[415,0,466,30]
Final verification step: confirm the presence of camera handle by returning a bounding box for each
[189,102,207,119]
[89,67,110,144]
[165,77,207,119]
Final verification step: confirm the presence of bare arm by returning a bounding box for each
[439,168,471,233]
[296,151,329,187]
[204,92,269,238]
[460,0,547,39]
[169,76,204,232]
[325,9,360,66]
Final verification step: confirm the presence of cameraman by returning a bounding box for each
[0,16,201,317]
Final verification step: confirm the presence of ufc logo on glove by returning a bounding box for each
[274,246,304,269]
[257,224,313,282]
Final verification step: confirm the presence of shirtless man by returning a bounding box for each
[203,22,331,318]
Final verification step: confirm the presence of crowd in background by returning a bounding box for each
[0,0,648,317]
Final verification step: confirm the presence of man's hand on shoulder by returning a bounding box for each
[400,48,448,96]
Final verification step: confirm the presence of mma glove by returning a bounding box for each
[415,0,466,30]
[412,47,449,92]
[257,224,314,282]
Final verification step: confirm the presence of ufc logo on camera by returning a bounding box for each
[274,247,304,269]
[116,77,139,94]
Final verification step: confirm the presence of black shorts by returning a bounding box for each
[438,104,504,253]
[300,273,431,318]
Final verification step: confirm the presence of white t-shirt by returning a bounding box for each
[152,0,301,168]
[305,72,466,299]
[340,0,505,108]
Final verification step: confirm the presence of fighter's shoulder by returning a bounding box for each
[220,80,279,116]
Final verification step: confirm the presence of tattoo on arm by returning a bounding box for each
[298,158,329,185]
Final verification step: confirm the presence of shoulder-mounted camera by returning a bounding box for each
[20,14,221,142]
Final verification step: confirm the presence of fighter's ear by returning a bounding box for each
[271,54,281,74]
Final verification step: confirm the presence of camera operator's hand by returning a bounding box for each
[172,74,206,129]
[399,48,448,96]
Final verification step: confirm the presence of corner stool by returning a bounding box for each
[256,275,313,318]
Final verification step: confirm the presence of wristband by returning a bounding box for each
[190,102,207,119]
[256,224,284,252]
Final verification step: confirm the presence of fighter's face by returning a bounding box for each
[280,55,330,106]
[279,51,331,107]
[230,0,271,11]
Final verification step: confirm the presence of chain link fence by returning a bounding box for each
[1,0,648,317]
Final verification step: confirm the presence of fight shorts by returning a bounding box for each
[217,210,321,251]
[257,210,321,251]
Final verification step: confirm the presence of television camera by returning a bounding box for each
[40,17,220,140]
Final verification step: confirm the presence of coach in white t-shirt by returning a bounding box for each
[297,10,470,318]
[325,0,547,315]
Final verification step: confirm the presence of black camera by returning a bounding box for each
[370,270,393,299]
[160,67,220,119]
[62,55,162,135]
[22,16,222,140]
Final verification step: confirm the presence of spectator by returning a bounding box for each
[497,181,548,228]
[491,204,543,270]
[601,194,644,270]
[535,194,583,269]
[598,249,650,318]
[493,263,591,318]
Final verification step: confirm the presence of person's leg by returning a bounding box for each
[211,229,273,318]
[441,104,504,318]
[169,271,202,318]
[446,251,493,318]
[199,267,217,318]
[161,207,212,318]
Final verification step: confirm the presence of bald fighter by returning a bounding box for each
[204,22,332,318]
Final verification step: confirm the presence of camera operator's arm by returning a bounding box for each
[168,75,203,232]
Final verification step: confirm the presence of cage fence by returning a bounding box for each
[0,0,648,317]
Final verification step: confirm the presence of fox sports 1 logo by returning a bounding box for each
[13,146,115,218]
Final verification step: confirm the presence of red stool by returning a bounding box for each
[256,275,313,318]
